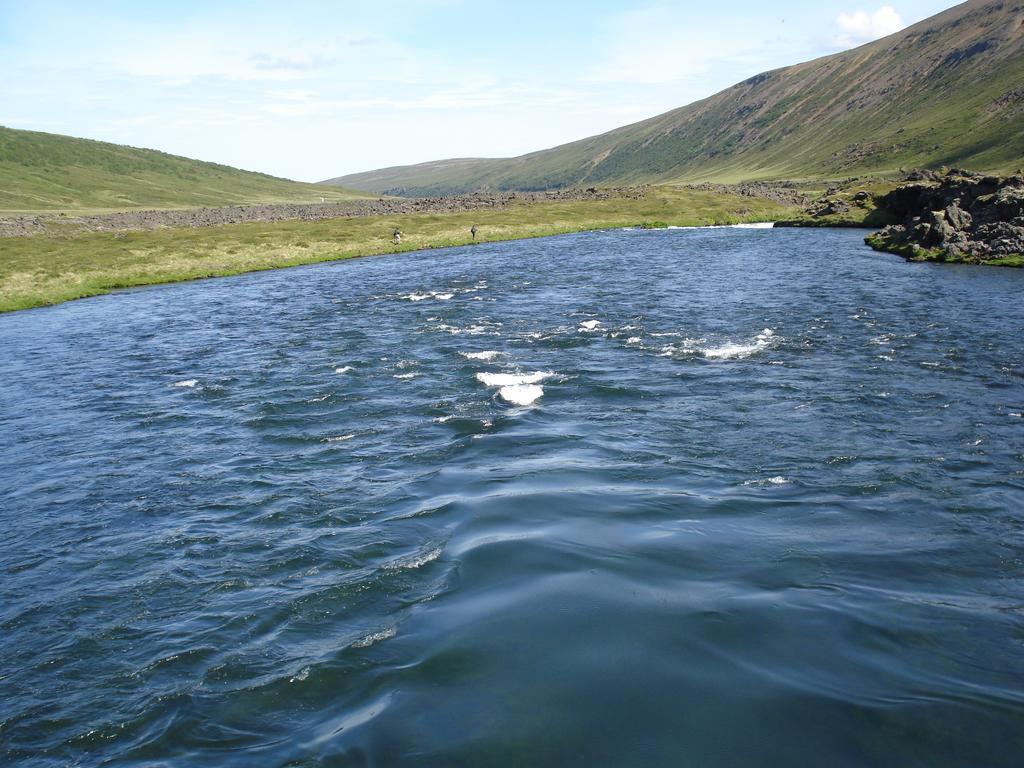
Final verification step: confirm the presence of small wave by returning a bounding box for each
[324,434,355,443]
[383,546,443,572]
[579,320,602,331]
[351,627,397,649]
[460,351,502,361]
[743,476,791,487]
[703,329,775,360]
[334,366,353,374]
[172,379,198,388]
[476,371,554,387]
[626,337,642,344]
[498,384,544,405]
[435,324,498,336]
[403,290,453,302]
[393,373,418,380]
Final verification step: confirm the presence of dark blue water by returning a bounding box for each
[2,227,1023,767]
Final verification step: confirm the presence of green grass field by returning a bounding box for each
[0,187,794,313]
[0,126,367,212]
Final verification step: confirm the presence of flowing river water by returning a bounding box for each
[2,227,1023,766]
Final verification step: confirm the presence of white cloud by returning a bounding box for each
[835,6,905,46]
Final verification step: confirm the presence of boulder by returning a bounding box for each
[996,188,1024,221]
[974,222,1024,256]
[944,202,972,230]
[811,197,851,217]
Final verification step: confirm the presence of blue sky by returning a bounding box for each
[0,1,959,181]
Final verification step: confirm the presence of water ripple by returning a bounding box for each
[2,228,1023,766]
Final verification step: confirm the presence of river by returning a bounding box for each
[2,227,1023,766]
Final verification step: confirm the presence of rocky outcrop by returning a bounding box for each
[680,181,810,207]
[866,171,1024,263]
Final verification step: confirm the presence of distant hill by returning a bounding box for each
[324,0,1024,195]
[0,126,368,212]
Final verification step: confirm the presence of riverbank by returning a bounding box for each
[0,187,793,313]
[0,187,650,238]
[864,171,1024,266]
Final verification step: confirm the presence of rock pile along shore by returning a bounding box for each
[0,187,649,238]
[867,171,1024,262]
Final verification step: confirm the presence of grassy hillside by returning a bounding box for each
[0,126,368,212]
[325,0,1024,195]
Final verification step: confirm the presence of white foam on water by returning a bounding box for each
[626,337,642,344]
[324,434,355,443]
[476,371,555,387]
[334,366,353,374]
[1011,412,1023,418]
[460,351,502,361]
[696,222,776,229]
[351,626,397,649]
[703,329,776,360]
[579,320,602,331]
[307,394,330,403]
[743,476,791,487]
[405,290,455,301]
[383,546,443,572]
[432,415,455,424]
[498,384,544,405]
[290,666,311,683]
[437,323,498,336]
[172,379,198,388]
[394,373,418,379]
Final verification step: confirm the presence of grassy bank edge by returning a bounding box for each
[863,232,1024,267]
[0,191,793,314]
